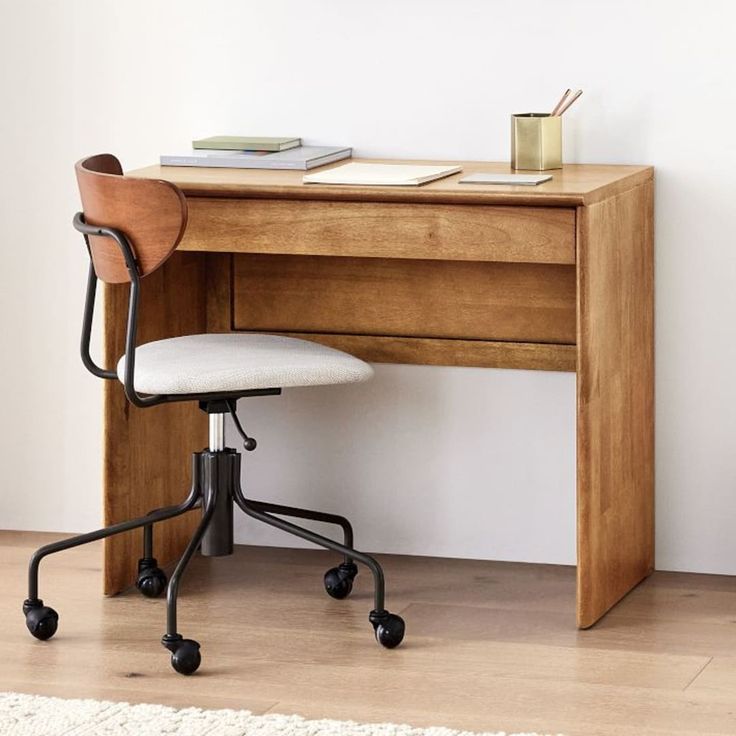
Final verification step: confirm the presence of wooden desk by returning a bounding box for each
[104,160,654,629]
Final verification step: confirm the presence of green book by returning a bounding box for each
[192,136,301,152]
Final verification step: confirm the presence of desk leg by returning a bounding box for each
[576,181,655,628]
[102,252,207,595]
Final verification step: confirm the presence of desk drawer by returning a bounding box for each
[232,254,576,345]
[182,198,576,265]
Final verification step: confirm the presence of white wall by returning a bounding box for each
[1,0,735,573]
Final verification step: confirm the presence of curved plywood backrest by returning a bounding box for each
[75,154,188,283]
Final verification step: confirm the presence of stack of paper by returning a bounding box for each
[303,162,462,186]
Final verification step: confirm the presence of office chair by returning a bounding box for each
[22,153,405,675]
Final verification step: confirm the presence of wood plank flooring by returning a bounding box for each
[1,531,735,736]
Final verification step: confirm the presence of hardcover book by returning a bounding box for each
[192,136,301,152]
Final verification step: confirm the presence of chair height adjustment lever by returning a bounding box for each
[227,401,257,451]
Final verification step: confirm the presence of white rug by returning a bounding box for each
[0,692,562,736]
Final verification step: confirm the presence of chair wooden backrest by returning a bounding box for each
[74,154,188,283]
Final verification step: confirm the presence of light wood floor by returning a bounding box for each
[2,531,736,736]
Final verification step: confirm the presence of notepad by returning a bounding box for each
[459,173,553,186]
[304,163,462,186]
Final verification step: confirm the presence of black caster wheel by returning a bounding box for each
[324,562,358,600]
[369,610,405,649]
[23,599,59,641]
[136,564,167,598]
[164,636,201,675]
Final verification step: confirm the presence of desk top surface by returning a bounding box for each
[128,159,653,207]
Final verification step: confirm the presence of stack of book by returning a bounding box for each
[161,136,351,171]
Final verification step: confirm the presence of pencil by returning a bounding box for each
[557,89,583,116]
[551,89,571,116]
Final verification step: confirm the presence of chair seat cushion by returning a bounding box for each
[117,333,373,395]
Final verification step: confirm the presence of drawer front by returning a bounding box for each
[233,254,576,345]
[182,198,576,265]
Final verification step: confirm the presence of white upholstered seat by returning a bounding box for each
[117,333,373,395]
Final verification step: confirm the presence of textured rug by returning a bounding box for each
[0,692,562,736]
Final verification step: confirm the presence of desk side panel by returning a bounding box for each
[102,252,207,595]
[576,181,655,628]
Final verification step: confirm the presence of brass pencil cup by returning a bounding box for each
[511,113,562,171]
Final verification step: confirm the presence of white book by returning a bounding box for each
[160,146,352,171]
[303,162,462,186]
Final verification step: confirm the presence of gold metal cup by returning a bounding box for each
[511,113,562,171]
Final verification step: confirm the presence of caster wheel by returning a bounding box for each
[136,566,167,598]
[170,639,201,675]
[324,562,358,600]
[370,611,405,649]
[24,601,59,641]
